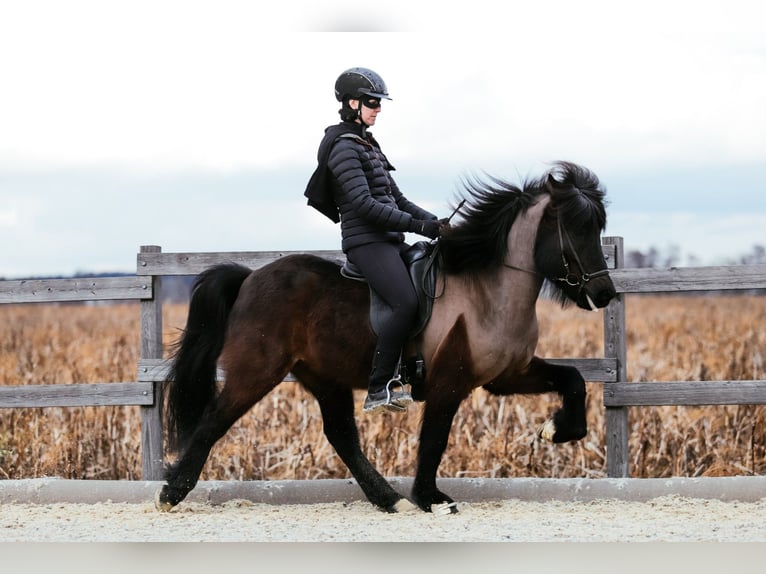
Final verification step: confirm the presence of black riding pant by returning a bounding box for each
[347,241,418,363]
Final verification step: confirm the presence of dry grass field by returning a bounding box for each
[1,294,765,481]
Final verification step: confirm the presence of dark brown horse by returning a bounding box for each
[156,161,616,514]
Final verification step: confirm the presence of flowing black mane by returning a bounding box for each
[439,161,607,275]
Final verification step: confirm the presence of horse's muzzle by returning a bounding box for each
[580,281,617,311]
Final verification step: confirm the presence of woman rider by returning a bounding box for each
[304,67,443,414]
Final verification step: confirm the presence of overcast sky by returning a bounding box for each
[1,0,764,277]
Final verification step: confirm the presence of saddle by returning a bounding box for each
[340,241,439,338]
[340,241,440,399]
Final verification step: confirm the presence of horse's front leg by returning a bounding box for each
[483,356,587,443]
[412,317,473,514]
[412,394,465,514]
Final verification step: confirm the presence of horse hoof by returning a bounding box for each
[393,499,419,513]
[537,419,556,442]
[154,488,175,512]
[432,501,459,515]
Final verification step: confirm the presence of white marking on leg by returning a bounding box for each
[537,419,557,442]
[432,501,458,515]
[154,489,174,512]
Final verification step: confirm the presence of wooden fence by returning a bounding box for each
[2,239,766,480]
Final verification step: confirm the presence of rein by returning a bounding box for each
[502,262,538,276]
[423,198,466,300]
[501,216,609,291]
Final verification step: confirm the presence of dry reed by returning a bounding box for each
[1,294,765,480]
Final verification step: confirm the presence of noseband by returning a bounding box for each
[554,216,610,291]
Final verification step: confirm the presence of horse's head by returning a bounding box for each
[533,162,617,311]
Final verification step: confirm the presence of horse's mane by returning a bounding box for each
[439,161,607,276]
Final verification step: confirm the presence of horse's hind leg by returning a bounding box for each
[309,382,414,513]
[484,357,587,443]
[157,368,283,510]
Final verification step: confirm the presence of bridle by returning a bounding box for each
[504,215,610,293]
[554,216,610,291]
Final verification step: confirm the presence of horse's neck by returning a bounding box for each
[425,197,550,374]
[503,195,550,298]
[461,195,548,328]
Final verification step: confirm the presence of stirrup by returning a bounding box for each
[387,377,414,408]
[363,377,413,414]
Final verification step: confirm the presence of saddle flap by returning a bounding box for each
[343,241,439,339]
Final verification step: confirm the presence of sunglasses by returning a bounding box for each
[360,95,382,109]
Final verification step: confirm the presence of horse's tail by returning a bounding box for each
[164,263,251,452]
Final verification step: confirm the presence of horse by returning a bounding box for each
[155,160,616,514]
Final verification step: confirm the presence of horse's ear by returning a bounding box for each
[545,173,559,193]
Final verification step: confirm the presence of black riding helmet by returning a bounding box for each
[334,67,392,102]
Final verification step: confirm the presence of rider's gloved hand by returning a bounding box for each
[410,219,441,239]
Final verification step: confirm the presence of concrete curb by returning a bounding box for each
[2,476,766,505]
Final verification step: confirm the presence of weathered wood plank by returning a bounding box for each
[136,250,345,276]
[602,236,630,478]
[603,380,766,406]
[610,265,766,293]
[138,358,612,384]
[0,276,153,304]
[138,359,298,383]
[0,382,155,408]
[601,241,617,270]
[138,246,165,481]
[137,245,617,276]
[605,406,630,472]
[544,358,617,382]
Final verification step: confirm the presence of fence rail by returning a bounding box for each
[136,357,620,386]
[136,250,347,276]
[0,382,155,408]
[0,276,153,304]
[2,239,766,481]
[603,380,766,406]
[610,265,766,293]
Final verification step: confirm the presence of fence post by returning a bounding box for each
[602,236,629,477]
[140,245,164,480]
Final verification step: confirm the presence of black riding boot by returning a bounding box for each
[363,348,414,414]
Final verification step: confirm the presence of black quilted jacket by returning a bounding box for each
[326,125,437,252]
